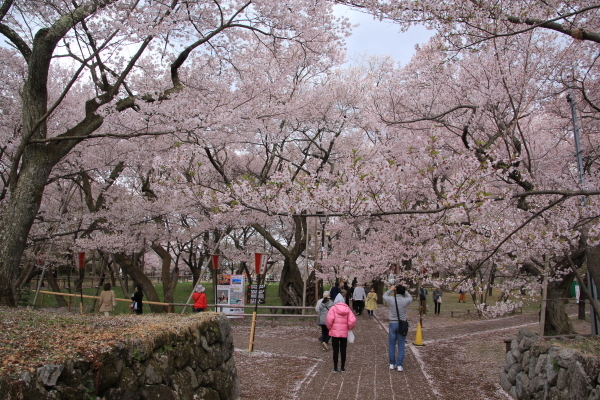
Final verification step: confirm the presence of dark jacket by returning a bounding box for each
[131,291,144,313]
[329,286,341,300]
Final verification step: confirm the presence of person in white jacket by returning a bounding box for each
[352,284,366,315]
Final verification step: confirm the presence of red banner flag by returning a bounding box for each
[211,254,220,270]
[254,253,269,275]
[77,252,85,269]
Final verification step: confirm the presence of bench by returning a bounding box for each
[449,309,471,317]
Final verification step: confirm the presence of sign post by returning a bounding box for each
[76,252,85,314]
[211,254,220,311]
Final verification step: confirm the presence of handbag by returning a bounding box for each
[347,330,355,343]
[394,294,409,336]
[436,297,442,303]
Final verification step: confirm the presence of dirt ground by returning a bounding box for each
[229,303,592,400]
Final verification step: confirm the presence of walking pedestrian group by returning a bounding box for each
[319,281,428,374]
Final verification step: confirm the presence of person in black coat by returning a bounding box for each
[329,280,341,301]
[131,284,144,314]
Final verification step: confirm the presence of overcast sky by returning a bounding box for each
[334,5,435,66]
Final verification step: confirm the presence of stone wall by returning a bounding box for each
[501,328,600,400]
[0,313,239,400]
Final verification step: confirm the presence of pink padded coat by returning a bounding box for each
[326,298,357,338]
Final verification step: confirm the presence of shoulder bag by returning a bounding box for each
[394,294,409,336]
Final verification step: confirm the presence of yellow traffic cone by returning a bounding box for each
[413,322,425,346]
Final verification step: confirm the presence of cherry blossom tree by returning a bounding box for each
[0,0,348,306]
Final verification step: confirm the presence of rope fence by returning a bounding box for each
[34,290,318,317]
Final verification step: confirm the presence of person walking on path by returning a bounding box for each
[131,284,144,315]
[341,280,351,305]
[383,284,412,372]
[326,293,357,372]
[352,283,366,315]
[458,289,467,303]
[192,284,207,312]
[329,280,341,301]
[433,287,443,315]
[316,291,334,350]
[365,287,378,318]
[98,282,116,316]
[419,287,428,315]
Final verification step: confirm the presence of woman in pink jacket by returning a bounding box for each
[326,293,357,372]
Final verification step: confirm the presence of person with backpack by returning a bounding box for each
[382,284,412,372]
[316,291,334,350]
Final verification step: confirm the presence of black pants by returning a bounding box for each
[320,325,330,344]
[354,300,365,315]
[331,337,348,370]
[434,301,441,314]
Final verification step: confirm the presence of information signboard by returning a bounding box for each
[216,274,245,318]
[246,284,266,304]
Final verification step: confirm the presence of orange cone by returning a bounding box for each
[413,322,425,346]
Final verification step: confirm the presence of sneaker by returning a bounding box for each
[332,368,338,372]
[397,365,403,372]
[340,368,345,372]
[322,342,328,351]
[389,364,395,370]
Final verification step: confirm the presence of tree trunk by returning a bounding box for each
[543,274,575,335]
[0,158,54,305]
[372,278,385,305]
[45,269,68,308]
[586,245,600,302]
[279,257,305,311]
[152,243,178,312]
[113,252,164,313]
[252,215,309,309]
[237,261,252,284]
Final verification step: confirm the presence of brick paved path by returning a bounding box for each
[232,305,581,400]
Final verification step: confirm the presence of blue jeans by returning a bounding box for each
[388,322,406,367]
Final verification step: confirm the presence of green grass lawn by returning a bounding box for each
[19,280,284,315]
[19,282,553,318]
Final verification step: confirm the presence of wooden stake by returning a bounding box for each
[248,311,257,352]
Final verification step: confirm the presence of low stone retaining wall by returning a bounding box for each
[501,328,600,400]
[0,313,239,400]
